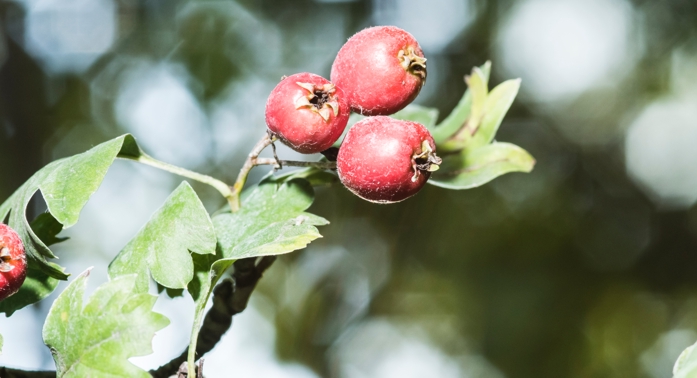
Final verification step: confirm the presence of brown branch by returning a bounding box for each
[150,256,277,378]
[170,359,204,378]
[0,367,55,378]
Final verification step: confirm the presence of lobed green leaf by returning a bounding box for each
[213,177,320,254]
[0,134,148,315]
[185,176,328,370]
[225,213,327,260]
[108,181,216,293]
[429,142,536,190]
[204,176,328,291]
[43,270,169,378]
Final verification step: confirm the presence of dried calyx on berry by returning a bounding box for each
[398,46,427,80]
[411,140,442,182]
[294,82,340,122]
[0,246,16,272]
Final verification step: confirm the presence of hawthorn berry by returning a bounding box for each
[337,116,441,203]
[265,72,350,154]
[330,26,427,116]
[0,223,27,301]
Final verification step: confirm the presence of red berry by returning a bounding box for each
[331,26,427,116]
[0,224,27,301]
[265,72,350,154]
[337,116,441,203]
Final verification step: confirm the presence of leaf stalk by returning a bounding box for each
[119,153,238,210]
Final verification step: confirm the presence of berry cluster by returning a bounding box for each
[265,26,441,204]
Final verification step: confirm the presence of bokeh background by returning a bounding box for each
[2,0,697,377]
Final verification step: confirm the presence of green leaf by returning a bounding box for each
[439,67,490,151]
[0,134,141,282]
[205,177,327,302]
[43,270,169,378]
[391,104,440,130]
[183,251,222,376]
[468,79,521,149]
[108,181,216,293]
[273,167,338,187]
[431,61,491,145]
[465,67,489,130]
[0,134,153,314]
[31,213,70,246]
[0,213,65,316]
[674,341,697,378]
[156,282,185,298]
[185,177,328,372]
[429,142,536,190]
[423,62,531,190]
[225,214,327,259]
[0,267,59,316]
[213,177,327,260]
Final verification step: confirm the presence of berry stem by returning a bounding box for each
[229,132,277,212]
[121,132,336,214]
[150,257,276,378]
[254,158,337,170]
[229,132,337,212]
[118,152,237,211]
